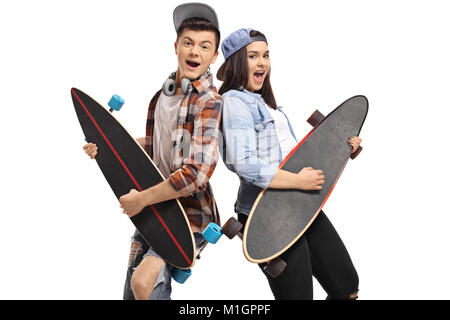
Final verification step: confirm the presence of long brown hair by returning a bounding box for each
[218,30,277,109]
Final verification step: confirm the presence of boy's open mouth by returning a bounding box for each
[186,60,201,69]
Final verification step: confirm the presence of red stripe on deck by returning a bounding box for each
[279,127,316,169]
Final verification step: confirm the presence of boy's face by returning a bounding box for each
[175,29,218,81]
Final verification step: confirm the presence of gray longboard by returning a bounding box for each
[243,95,368,263]
[71,88,196,269]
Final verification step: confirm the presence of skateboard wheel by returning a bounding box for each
[202,222,222,244]
[108,94,125,111]
[307,109,325,127]
[263,257,287,279]
[172,268,192,284]
[350,145,363,159]
[221,217,243,239]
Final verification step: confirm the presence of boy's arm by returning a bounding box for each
[119,179,179,217]
[120,135,179,216]
[167,97,222,197]
[120,97,222,216]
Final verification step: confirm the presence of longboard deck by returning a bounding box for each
[243,95,368,263]
[71,88,196,269]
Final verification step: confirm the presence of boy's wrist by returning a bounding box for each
[140,188,154,207]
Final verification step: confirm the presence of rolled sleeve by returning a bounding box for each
[168,98,222,197]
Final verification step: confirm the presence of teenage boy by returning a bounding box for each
[83,3,222,300]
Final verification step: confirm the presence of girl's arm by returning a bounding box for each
[222,96,324,191]
[269,167,324,190]
[222,96,278,189]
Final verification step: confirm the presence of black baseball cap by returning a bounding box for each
[173,3,220,32]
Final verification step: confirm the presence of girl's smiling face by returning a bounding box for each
[245,41,270,92]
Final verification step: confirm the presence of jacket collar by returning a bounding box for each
[238,85,264,100]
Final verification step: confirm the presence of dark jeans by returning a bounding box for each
[239,210,359,300]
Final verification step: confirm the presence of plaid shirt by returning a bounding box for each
[144,75,222,233]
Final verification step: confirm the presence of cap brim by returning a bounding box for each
[173,3,219,32]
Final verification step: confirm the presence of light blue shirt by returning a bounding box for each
[220,88,297,215]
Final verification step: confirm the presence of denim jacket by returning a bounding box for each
[220,88,297,215]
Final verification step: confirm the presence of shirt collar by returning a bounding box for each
[191,74,214,94]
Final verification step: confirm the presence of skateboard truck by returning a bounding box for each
[307,109,363,159]
[307,109,325,127]
[172,218,243,284]
[84,94,125,143]
[202,217,243,244]
[204,218,287,278]
[263,257,287,279]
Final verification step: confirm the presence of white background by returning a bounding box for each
[1,0,449,300]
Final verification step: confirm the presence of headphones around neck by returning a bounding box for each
[162,69,211,96]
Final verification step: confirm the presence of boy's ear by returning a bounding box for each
[211,50,219,64]
[174,41,178,54]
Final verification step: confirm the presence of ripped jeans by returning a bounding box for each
[123,229,205,300]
